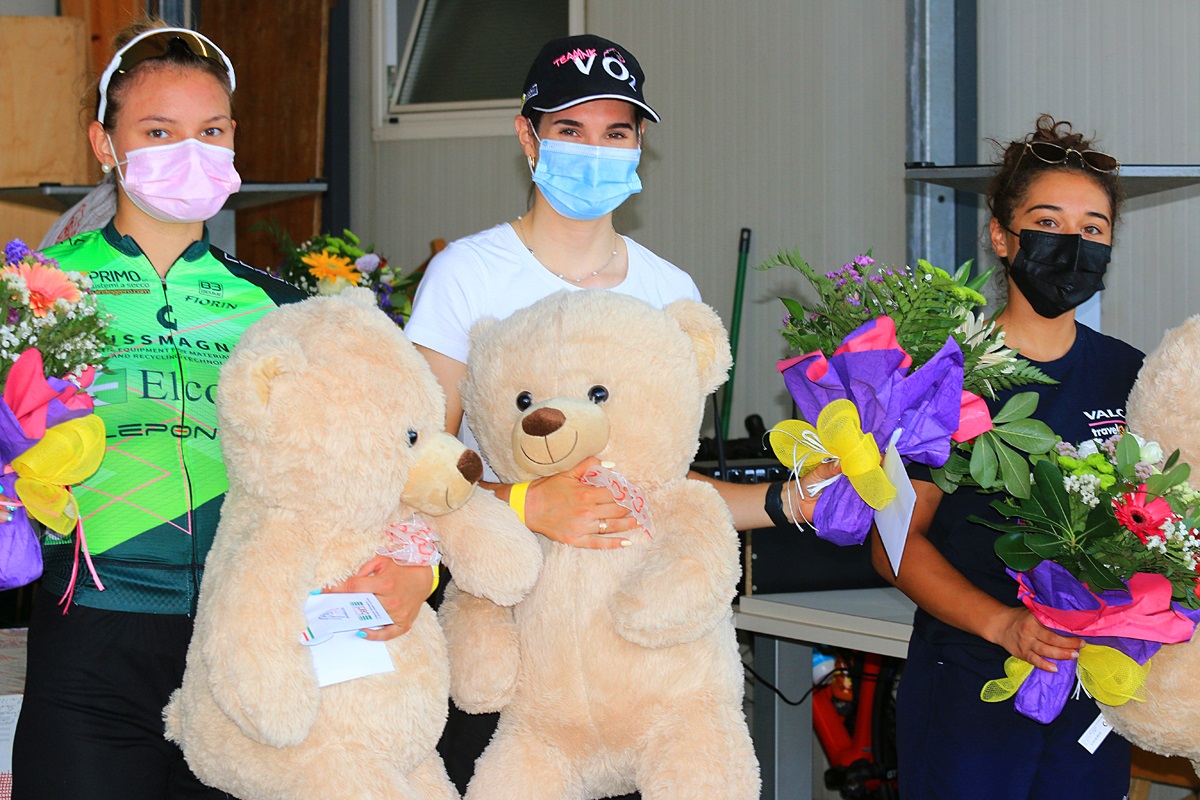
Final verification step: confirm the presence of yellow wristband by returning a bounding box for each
[508,481,530,524]
[429,564,440,596]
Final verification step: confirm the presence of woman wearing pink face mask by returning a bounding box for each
[10,22,307,800]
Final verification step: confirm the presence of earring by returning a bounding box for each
[527,156,536,171]
[101,164,112,174]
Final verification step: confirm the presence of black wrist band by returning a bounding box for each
[764,480,792,529]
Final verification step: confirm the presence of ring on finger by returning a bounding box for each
[598,518,608,534]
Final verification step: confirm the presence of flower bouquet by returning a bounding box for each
[0,240,110,590]
[259,222,424,326]
[972,432,1200,722]
[760,251,1056,545]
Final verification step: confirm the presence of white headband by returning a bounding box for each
[96,27,236,124]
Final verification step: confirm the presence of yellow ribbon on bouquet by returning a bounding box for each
[980,644,1151,707]
[768,398,896,511]
[11,414,106,535]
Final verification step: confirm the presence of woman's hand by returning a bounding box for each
[324,555,437,641]
[523,457,637,549]
[788,460,844,524]
[989,605,1083,672]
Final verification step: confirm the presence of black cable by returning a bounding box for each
[742,662,883,707]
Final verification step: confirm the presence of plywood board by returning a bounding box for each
[0,17,91,187]
[0,206,58,250]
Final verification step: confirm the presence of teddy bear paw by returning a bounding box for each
[611,577,724,648]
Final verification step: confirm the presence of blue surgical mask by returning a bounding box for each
[531,136,642,220]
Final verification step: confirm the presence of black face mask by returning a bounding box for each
[1007,229,1111,318]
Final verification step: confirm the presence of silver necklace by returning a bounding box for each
[516,215,618,284]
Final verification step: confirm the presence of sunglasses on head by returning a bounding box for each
[97,27,236,123]
[1022,141,1120,174]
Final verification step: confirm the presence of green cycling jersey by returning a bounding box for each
[41,222,304,614]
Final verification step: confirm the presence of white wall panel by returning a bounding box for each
[351,1,908,432]
[977,0,1200,354]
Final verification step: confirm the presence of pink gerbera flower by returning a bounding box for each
[4,263,80,317]
[1112,485,1175,543]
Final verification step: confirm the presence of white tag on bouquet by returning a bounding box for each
[1078,711,1113,754]
[875,429,916,577]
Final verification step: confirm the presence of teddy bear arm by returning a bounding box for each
[198,513,322,747]
[434,491,542,606]
[612,482,741,648]
[439,580,521,712]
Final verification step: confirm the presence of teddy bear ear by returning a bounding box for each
[219,336,308,424]
[663,299,733,396]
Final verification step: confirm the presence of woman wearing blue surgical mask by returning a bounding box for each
[408,35,700,555]
[871,115,1142,800]
[406,34,835,796]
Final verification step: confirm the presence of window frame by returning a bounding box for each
[371,0,585,141]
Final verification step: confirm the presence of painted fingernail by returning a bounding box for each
[1047,663,1058,672]
[309,589,322,595]
[355,631,368,638]
[1071,651,1080,659]
[601,460,616,469]
[620,539,632,547]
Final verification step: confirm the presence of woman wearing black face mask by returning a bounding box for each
[870,115,1144,800]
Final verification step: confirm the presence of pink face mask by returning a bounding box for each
[112,137,242,223]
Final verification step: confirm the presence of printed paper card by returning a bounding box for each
[307,632,395,688]
[303,592,392,640]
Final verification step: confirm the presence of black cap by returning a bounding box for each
[520,35,659,123]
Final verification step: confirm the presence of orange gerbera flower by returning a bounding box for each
[3,263,81,317]
[301,250,360,285]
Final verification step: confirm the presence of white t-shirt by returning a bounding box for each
[405,222,701,364]
[405,221,702,478]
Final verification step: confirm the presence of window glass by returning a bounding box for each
[388,0,568,112]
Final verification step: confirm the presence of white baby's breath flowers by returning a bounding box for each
[1064,472,1102,507]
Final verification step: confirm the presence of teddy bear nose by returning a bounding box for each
[457,449,483,484]
[522,407,565,437]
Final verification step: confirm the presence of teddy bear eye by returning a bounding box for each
[587,385,609,404]
[516,391,533,411]
[406,429,419,446]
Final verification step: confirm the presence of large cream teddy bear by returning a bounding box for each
[164,289,543,800]
[1101,315,1200,774]
[440,290,760,800]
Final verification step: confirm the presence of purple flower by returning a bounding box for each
[356,253,381,274]
[6,308,18,325]
[825,271,838,279]
[846,296,861,307]
[808,312,820,321]
[869,275,885,284]
[4,240,30,264]
[836,278,847,288]
[851,273,864,283]
[853,254,875,269]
